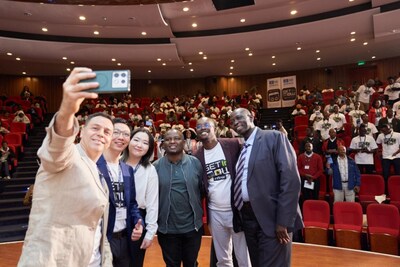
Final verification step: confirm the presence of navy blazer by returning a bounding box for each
[193,138,242,232]
[97,155,142,241]
[246,128,303,237]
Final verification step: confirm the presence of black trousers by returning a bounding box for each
[130,209,147,267]
[158,227,203,267]
[241,203,292,267]
[110,229,131,267]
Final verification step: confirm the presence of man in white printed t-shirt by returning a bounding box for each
[356,79,375,111]
[348,102,365,128]
[194,117,251,267]
[315,111,337,141]
[376,123,400,191]
[349,124,378,174]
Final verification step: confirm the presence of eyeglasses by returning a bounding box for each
[196,122,212,130]
[112,130,130,138]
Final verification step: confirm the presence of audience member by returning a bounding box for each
[297,142,324,201]
[327,145,361,203]
[356,79,375,111]
[349,124,378,174]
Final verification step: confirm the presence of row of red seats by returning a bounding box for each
[303,200,399,255]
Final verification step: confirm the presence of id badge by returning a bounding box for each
[305,165,310,170]
[116,207,127,221]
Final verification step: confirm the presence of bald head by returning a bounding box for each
[230,108,255,139]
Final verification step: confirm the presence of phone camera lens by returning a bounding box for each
[121,73,126,77]
[114,73,119,78]
[121,80,126,84]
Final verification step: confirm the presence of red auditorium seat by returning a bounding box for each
[388,175,400,212]
[294,125,308,142]
[155,113,166,122]
[367,204,400,255]
[333,202,363,249]
[4,133,23,156]
[358,174,385,212]
[10,122,28,141]
[302,200,330,245]
[294,115,309,126]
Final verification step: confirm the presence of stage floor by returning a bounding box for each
[1,236,400,266]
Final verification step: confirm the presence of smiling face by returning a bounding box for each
[110,123,131,153]
[163,129,184,155]
[80,115,113,161]
[230,108,254,138]
[196,117,216,142]
[128,131,150,159]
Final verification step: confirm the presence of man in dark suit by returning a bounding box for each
[229,108,303,267]
[378,107,400,132]
[97,118,143,266]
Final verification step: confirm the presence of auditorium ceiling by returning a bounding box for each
[0,0,399,79]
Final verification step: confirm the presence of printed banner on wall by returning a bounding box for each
[267,77,282,108]
[281,76,297,108]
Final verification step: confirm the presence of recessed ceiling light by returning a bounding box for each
[190,69,194,72]
[316,50,320,53]
[317,57,321,61]
[62,57,67,60]
[6,52,12,56]
[79,16,86,21]
[22,72,26,75]
[78,4,84,6]
[349,0,354,2]
[42,27,48,32]
[351,31,356,35]
[66,68,71,71]
[363,42,368,45]
[148,70,151,73]
[157,58,161,61]
[229,72,233,75]
[183,7,189,12]
[188,62,192,65]
[245,47,250,51]
[199,51,203,55]
[372,56,376,59]
[350,38,356,42]
[290,10,297,15]
[240,18,246,23]
[162,63,166,66]
[93,31,99,35]
[117,63,122,66]
[70,61,75,64]
[231,59,235,63]
[230,66,234,69]
[297,47,302,50]
[248,52,253,56]
[16,57,21,61]
[203,56,207,60]
[272,63,276,66]
[271,55,275,59]
[111,58,116,62]
[192,23,198,28]
[141,32,147,36]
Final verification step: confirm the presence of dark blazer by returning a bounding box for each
[97,155,142,241]
[378,117,400,133]
[193,138,242,232]
[245,128,303,237]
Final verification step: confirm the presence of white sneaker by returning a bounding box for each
[5,176,10,180]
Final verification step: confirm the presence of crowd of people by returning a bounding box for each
[17,68,302,267]
[13,68,400,266]
[292,76,400,203]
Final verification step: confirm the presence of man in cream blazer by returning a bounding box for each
[18,68,114,267]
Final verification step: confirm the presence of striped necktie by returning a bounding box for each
[234,143,250,210]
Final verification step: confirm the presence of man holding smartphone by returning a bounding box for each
[19,68,114,266]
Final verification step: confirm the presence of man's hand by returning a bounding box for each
[354,186,360,193]
[276,224,290,244]
[140,238,153,249]
[59,67,99,117]
[131,219,143,241]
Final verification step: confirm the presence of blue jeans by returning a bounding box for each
[157,227,203,267]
